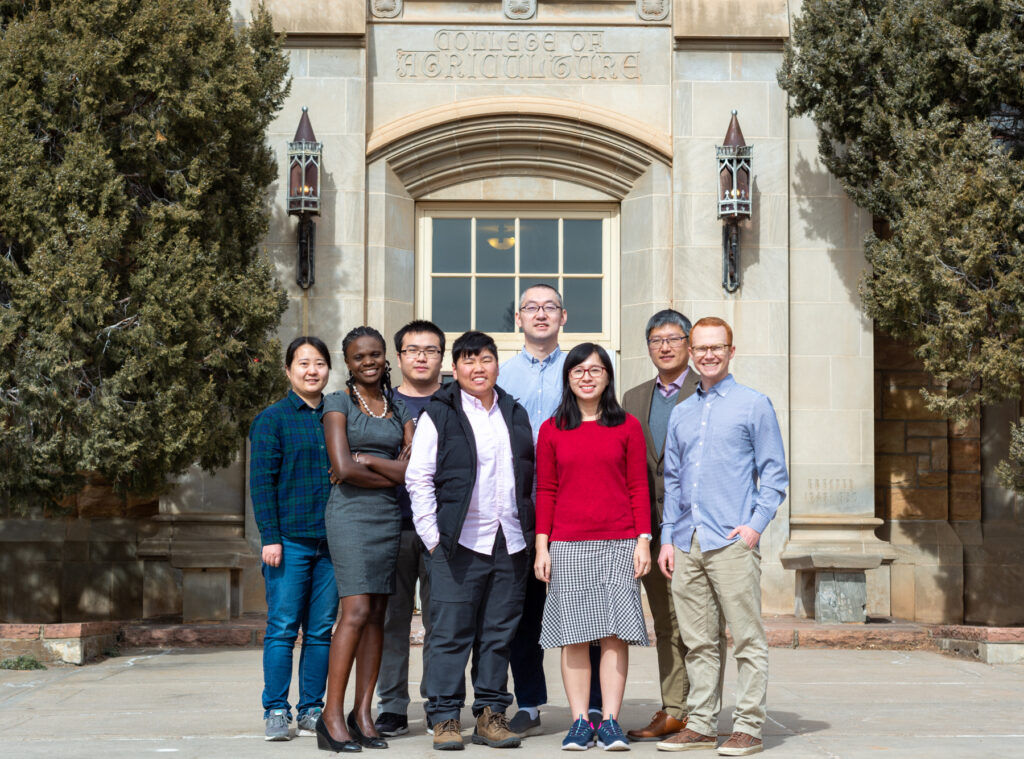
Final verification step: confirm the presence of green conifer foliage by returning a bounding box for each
[0,1,290,508]
[780,0,1024,491]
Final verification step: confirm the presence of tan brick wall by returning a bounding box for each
[874,332,981,524]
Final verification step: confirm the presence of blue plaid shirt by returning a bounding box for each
[249,390,331,545]
[662,374,788,552]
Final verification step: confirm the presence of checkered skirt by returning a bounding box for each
[539,539,650,649]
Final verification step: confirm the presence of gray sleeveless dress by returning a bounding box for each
[322,390,411,597]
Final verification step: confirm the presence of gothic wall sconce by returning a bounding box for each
[716,110,752,293]
[287,107,322,290]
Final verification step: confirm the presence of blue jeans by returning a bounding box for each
[262,536,338,718]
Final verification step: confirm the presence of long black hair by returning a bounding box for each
[341,326,394,402]
[553,342,626,430]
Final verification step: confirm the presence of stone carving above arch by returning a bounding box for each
[370,0,402,19]
[503,0,536,20]
[637,0,669,21]
[367,97,671,199]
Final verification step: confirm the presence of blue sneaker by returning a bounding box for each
[562,715,595,751]
[596,715,629,751]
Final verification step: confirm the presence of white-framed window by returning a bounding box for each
[416,204,619,355]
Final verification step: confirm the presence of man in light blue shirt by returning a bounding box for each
[498,284,600,735]
[656,316,788,756]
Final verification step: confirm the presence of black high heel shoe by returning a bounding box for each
[348,711,389,749]
[316,715,362,753]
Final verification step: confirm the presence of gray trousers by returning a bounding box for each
[376,527,432,716]
[423,531,529,721]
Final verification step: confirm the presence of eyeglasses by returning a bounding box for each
[399,346,442,358]
[519,303,562,315]
[569,365,606,380]
[647,335,687,349]
[690,344,731,356]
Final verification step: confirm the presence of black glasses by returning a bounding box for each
[647,335,687,348]
[400,346,442,358]
[519,303,562,315]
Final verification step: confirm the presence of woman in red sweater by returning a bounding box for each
[534,342,652,751]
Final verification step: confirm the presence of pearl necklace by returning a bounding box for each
[352,385,388,419]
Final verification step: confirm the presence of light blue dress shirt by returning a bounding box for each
[661,374,788,552]
[498,346,566,440]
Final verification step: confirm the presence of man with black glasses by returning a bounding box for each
[374,320,445,738]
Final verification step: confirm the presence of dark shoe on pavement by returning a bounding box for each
[717,732,762,756]
[374,711,409,737]
[588,709,603,727]
[561,715,596,751]
[628,711,688,742]
[656,727,717,752]
[434,719,464,751]
[508,708,543,737]
[472,707,522,748]
[595,715,630,751]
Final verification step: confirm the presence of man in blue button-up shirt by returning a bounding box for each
[656,317,788,755]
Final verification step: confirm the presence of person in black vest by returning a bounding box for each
[405,331,535,751]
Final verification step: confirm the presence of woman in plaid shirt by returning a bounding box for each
[249,336,338,742]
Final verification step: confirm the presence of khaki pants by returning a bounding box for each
[671,534,768,739]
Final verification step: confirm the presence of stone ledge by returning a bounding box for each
[931,625,1024,643]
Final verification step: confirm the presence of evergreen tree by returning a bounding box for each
[780,0,1024,490]
[0,0,290,509]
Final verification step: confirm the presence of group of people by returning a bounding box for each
[249,284,788,756]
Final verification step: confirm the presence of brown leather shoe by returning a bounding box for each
[433,718,464,751]
[471,707,521,748]
[628,710,688,742]
[656,726,717,751]
[717,732,762,755]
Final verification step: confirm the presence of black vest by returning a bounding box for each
[422,381,535,560]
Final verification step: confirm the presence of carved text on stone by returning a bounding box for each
[396,30,641,81]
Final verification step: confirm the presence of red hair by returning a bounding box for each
[690,316,733,345]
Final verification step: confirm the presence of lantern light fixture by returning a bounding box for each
[715,110,752,293]
[287,106,322,289]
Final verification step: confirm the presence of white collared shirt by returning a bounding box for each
[406,389,526,555]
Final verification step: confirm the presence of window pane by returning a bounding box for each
[563,278,602,332]
[432,278,471,332]
[432,218,471,273]
[563,219,602,274]
[520,218,558,273]
[476,218,515,273]
[476,278,516,333]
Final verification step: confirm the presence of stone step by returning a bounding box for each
[7,615,1020,665]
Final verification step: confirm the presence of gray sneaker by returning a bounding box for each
[508,709,543,737]
[265,708,292,741]
[297,708,322,737]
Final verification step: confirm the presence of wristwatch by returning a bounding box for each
[637,533,653,541]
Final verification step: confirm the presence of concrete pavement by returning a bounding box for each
[2,645,1022,758]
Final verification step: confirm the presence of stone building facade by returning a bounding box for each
[2,0,1021,627]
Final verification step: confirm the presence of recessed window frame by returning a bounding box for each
[416,203,620,357]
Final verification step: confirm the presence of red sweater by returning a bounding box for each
[535,415,651,541]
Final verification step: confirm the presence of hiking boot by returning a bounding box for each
[472,706,521,748]
[717,732,762,756]
[434,718,464,751]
